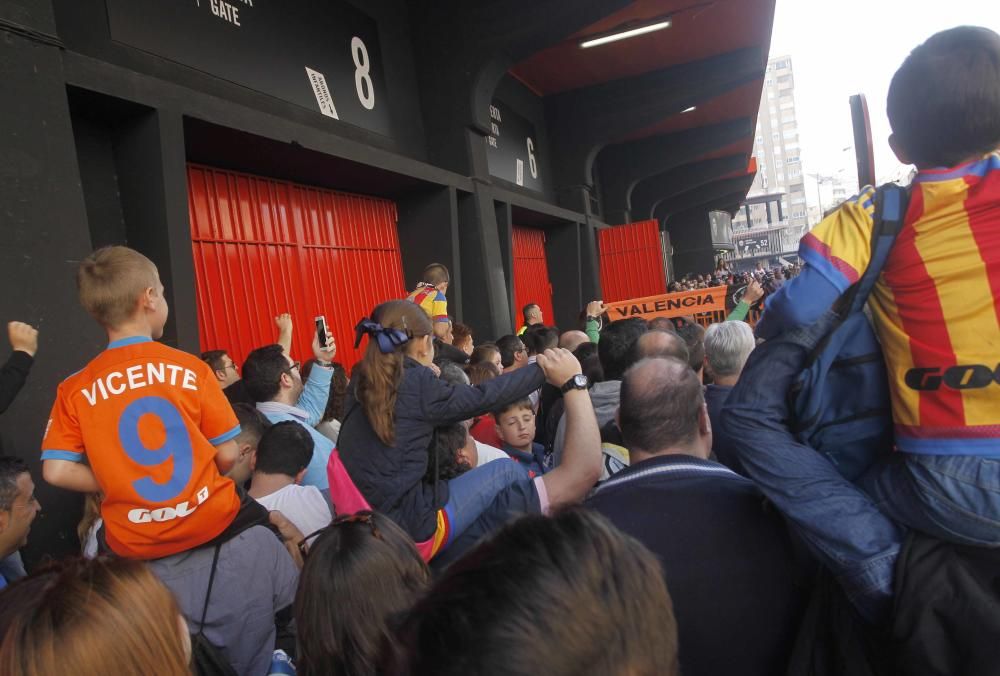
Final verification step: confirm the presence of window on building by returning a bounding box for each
[782,129,797,140]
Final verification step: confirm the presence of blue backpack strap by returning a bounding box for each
[840,183,910,316]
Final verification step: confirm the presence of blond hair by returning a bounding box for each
[77,246,159,328]
[0,557,190,676]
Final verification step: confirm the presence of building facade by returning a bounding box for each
[730,55,808,266]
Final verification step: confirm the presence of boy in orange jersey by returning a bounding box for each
[725,27,1000,624]
[41,246,244,559]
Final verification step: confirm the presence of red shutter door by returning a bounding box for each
[511,226,555,329]
[188,164,405,370]
[598,220,667,302]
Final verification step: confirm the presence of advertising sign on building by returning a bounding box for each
[106,0,392,137]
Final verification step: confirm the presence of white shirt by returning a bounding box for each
[254,484,332,536]
[475,441,510,466]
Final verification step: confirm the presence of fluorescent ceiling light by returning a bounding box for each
[579,18,672,49]
[682,106,696,113]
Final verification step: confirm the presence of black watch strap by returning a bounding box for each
[560,374,588,393]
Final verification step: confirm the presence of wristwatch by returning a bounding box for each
[560,374,589,393]
[315,360,334,368]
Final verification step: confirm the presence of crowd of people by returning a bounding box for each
[0,25,999,676]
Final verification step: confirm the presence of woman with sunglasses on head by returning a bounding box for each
[338,300,583,561]
[295,511,428,676]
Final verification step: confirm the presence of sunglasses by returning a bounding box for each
[298,511,382,559]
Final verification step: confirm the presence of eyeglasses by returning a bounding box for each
[282,361,301,375]
[223,362,238,372]
[298,511,382,559]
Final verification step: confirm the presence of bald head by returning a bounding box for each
[559,330,590,352]
[619,357,708,458]
[631,330,690,365]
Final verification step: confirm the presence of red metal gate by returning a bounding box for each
[187,164,405,370]
[511,226,555,329]
[598,219,667,302]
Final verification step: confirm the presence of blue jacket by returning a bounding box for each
[338,358,545,541]
[501,442,548,478]
[257,365,333,498]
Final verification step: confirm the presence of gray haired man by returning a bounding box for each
[703,321,755,475]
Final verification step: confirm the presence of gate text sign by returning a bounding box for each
[486,100,544,193]
[106,0,391,136]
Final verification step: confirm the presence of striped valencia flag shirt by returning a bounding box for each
[406,283,449,323]
[759,153,1000,456]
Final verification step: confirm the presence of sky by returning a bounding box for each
[769,0,1000,188]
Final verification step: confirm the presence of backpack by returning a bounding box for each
[787,184,909,481]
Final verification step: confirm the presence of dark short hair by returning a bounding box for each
[200,349,228,372]
[493,398,533,422]
[242,344,288,403]
[255,421,314,477]
[395,509,679,676]
[0,456,29,511]
[422,263,450,286]
[522,303,539,322]
[620,358,704,453]
[521,325,558,356]
[598,318,648,381]
[296,512,429,676]
[425,423,471,483]
[494,335,525,368]
[573,342,604,384]
[675,320,706,372]
[888,26,1000,167]
[233,404,270,448]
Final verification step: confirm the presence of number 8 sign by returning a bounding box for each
[118,396,194,503]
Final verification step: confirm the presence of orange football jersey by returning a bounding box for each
[42,337,241,559]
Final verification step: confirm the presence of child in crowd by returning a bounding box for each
[494,399,547,478]
[406,263,451,340]
[41,246,243,559]
[249,421,332,537]
[338,300,558,560]
[755,26,1000,548]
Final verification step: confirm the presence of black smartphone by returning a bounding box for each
[315,315,329,348]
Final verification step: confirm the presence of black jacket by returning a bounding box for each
[0,350,33,415]
[892,533,1000,675]
[338,358,544,541]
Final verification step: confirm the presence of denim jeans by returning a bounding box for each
[720,317,903,625]
[860,452,1000,547]
[441,459,529,549]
